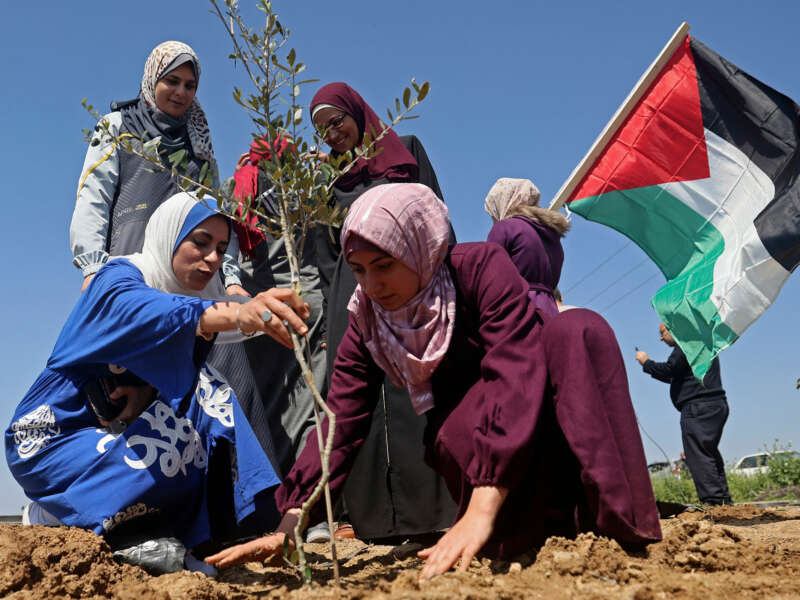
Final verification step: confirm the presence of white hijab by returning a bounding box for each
[123,191,228,299]
[119,192,252,343]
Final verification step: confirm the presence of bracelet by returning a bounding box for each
[236,306,258,338]
[196,319,213,341]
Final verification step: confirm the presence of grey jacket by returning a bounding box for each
[70,111,242,286]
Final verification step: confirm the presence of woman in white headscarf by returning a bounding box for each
[70,40,247,297]
[8,192,309,569]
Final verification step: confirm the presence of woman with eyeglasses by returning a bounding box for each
[308,82,457,542]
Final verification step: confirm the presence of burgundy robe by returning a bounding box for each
[487,215,563,319]
[276,242,661,557]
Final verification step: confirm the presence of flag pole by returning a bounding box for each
[549,21,691,210]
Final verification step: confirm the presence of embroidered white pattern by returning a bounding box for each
[123,400,206,477]
[96,429,120,454]
[94,371,234,478]
[102,502,159,532]
[196,367,234,427]
[11,405,61,459]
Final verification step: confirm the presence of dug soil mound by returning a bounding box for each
[2,505,799,599]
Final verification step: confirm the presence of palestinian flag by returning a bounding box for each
[565,34,800,379]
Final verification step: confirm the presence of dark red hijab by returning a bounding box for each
[310,82,418,192]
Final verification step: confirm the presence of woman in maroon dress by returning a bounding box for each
[207,183,661,578]
[484,177,570,319]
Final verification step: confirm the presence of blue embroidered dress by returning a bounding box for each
[5,259,280,547]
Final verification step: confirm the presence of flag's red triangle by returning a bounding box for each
[568,36,709,203]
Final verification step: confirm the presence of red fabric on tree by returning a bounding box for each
[232,135,291,259]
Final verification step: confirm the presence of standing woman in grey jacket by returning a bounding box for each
[70,40,247,296]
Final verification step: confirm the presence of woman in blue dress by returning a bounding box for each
[6,192,309,562]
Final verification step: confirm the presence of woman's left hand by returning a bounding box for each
[97,384,157,428]
[417,486,508,581]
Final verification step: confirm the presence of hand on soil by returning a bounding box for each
[417,486,507,581]
[417,513,491,580]
[204,533,288,567]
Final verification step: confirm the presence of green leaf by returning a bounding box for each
[303,566,312,584]
[142,137,161,160]
[198,161,209,184]
[418,81,430,101]
[282,532,290,556]
[287,48,296,66]
[168,149,187,167]
[403,87,411,108]
[289,550,300,564]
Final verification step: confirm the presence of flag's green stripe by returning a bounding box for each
[570,187,738,379]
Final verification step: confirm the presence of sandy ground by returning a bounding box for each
[2,504,800,599]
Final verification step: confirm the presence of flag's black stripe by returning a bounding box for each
[691,37,800,272]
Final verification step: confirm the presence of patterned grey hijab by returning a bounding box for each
[135,40,215,163]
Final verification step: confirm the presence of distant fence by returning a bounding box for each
[0,515,22,524]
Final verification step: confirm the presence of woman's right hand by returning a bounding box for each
[205,509,301,568]
[97,384,157,429]
[237,288,310,349]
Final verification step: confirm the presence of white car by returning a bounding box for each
[731,451,798,476]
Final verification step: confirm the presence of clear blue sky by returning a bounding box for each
[2,1,798,513]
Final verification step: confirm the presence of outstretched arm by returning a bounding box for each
[205,509,301,567]
[199,287,309,348]
[417,486,508,580]
[641,348,684,383]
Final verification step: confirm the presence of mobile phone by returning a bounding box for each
[83,377,126,422]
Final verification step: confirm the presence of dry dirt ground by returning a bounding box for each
[2,504,800,599]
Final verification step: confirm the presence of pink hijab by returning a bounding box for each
[342,183,456,415]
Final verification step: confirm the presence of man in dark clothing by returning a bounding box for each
[636,323,732,505]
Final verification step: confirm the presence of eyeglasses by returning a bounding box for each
[316,112,347,137]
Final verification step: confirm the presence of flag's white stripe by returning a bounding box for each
[660,128,790,335]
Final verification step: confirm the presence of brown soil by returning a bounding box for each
[2,505,800,599]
